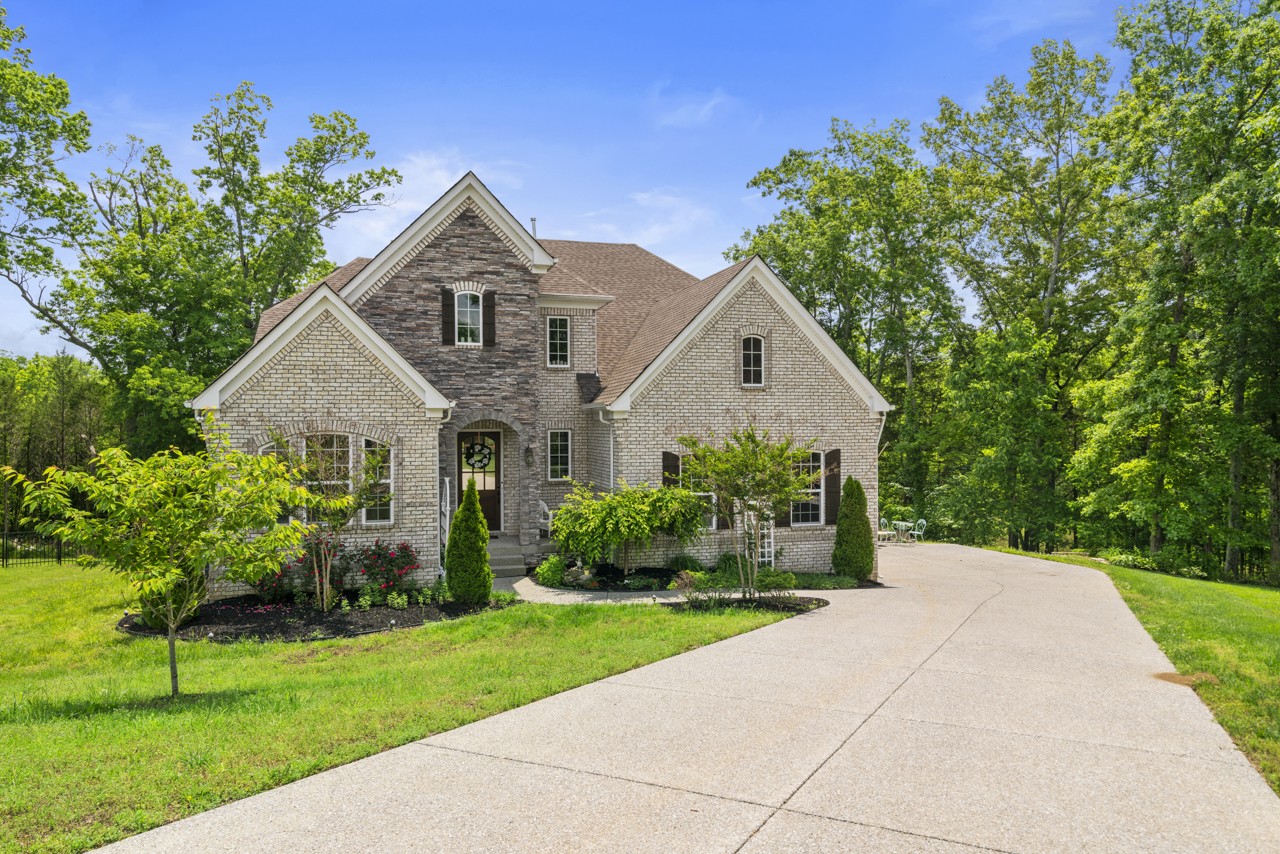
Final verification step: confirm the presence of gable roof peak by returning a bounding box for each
[339,171,555,305]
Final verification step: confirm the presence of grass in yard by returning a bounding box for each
[0,561,784,853]
[989,547,1280,796]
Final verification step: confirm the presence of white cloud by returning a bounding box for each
[650,85,740,129]
[562,187,713,247]
[322,150,525,262]
[965,0,1104,47]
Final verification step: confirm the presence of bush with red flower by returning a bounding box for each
[352,540,419,596]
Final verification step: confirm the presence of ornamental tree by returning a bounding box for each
[832,476,874,581]
[550,481,706,575]
[445,477,492,607]
[678,427,819,595]
[2,424,339,696]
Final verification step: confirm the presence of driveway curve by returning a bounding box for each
[103,544,1280,853]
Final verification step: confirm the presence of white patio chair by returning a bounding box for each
[876,517,895,543]
[908,519,927,544]
[538,500,554,539]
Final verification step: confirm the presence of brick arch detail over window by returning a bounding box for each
[247,419,401,452]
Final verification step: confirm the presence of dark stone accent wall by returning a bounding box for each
[356,210,543,544]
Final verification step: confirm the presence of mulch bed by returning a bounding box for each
[118,595,509,643]
[662,595,828,614]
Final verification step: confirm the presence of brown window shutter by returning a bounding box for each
[482,291,497,346]
[661,452,679,487]
[824,449,841,525]
[441,289,455,345]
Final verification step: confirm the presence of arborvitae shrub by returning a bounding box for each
[445,477,493,606]
[832,476,874,581]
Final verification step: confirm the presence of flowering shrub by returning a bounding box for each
[352,540,419,594]
[254,531,349,605]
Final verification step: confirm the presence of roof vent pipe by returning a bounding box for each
[530,217,537,239]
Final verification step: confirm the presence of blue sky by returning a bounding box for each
[3,0,1123,357]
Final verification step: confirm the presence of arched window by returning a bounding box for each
[741,335,764,386]
[456,292,482,344]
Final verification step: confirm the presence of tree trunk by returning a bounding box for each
[168,626,179,697]
[1269,457,1280,586]
[1225,383,1245,579]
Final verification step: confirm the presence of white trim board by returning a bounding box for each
[339,171,555,305]
[188,284,453,415]
[606,256,893,414]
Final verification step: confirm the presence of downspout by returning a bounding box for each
[596,408,614,491]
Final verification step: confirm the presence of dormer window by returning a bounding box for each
[456,292,482,345]
[742,335,764,386]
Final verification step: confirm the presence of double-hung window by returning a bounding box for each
[790,452,823,525]
[742,336,764,386]
[548,430,571,480]
[679,456,717,530]
[304,434,350,522]
[363,439,393,524]
[547,316,570,367]
[456,292,482,345]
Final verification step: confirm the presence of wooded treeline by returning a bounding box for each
[734,0,1280,584]
[2,2,1277,583]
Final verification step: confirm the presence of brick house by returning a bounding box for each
[190,173,891,583]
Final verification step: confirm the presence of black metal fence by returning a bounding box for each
[1,532,80,567]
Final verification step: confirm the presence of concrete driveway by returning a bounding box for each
[104,544,1280,853]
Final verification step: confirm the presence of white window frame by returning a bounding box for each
[790,451,823,526]
[678,454,717,530]
[741,335,764,387]
[547,429,572,481]
[303,433,352,524]
[361,439,394,525]
[456,291,482,346]
[546,315,571,368]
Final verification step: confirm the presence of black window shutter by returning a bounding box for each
[715,497,732,530]
[776,504,791,528]
[482,291,497,347]
[824,449,841,525]
[441,289,455,345]
[661,452,679,487]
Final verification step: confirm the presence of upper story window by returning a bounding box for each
[742,336,764,386]
[456,292,482,345]
[547,316,570,367]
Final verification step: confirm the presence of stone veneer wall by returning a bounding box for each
[356,209,543,545]
[213,310,441,597]
[611,278,881,576]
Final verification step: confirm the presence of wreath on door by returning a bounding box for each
[463,441,493,470]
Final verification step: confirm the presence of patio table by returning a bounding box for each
[893,520,914,543]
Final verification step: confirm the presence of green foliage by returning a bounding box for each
[551,481,706,574]
[535,554,568,587]
[351,540,419,594]
[385,591,408,611]
[445,478,493,607]
[1,421,339,695]
[832,477,875,579]
[666,553,705,573]
[754,568,797,591]
[679,427,817,594]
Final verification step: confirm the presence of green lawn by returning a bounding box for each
[0,562,784,853]
[991,547,1280,795]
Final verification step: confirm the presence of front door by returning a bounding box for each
[458,431,501,532]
